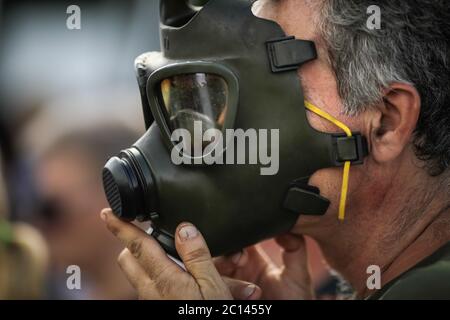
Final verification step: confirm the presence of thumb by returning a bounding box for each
[175,223,232,299]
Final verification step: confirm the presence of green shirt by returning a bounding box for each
[369,242,450,300]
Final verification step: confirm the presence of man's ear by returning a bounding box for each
[368,83,421,164]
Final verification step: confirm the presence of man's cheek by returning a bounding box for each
[308,168,343,211]
[292,168,347,232]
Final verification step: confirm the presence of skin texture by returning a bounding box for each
[103,0,450,299]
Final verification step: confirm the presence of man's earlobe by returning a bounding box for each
[369,83,421,164]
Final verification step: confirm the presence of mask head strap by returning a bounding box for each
[305,101,368,220]
[267,36,317,73]
[266,36,368,220]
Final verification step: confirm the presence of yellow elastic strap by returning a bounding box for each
[304,100,351,221]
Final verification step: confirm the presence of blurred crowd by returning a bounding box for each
[0,117,140,299]
[0,0,155,299]
[0,0,337,300]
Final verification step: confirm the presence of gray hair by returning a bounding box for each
[318,0,450,175]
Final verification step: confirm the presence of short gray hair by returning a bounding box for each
[318,0,450,175]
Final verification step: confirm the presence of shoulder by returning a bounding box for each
[378,252,450,300]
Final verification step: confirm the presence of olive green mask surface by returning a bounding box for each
[102,0,368,257]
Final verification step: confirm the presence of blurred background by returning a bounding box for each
[0,0,337,299]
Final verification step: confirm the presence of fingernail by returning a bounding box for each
[231,251,242,265]
[243,284,256,299]
[100,209,109,221]
[179,224,198,241]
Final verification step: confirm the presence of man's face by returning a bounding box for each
[255,0,374,230]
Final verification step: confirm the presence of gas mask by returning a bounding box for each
[102,0,368,258]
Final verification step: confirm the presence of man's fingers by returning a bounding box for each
[101,209,179,281]
[275,233,305,252]
[276,233,309,271]
[175,223,232,299]
[216,245,276,284]
[222,277,262,300]
[214,250,249,276]
[117,248,147,289]
[117,249,161,299]
[276,234,312,290]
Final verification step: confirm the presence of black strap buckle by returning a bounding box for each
[267,36,317,73]
[332,133,369,166]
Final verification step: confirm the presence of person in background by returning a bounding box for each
[0,135,48,299]
[34,124,139,300]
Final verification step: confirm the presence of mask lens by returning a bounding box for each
[159,73,229,157]
[160,73,229,134]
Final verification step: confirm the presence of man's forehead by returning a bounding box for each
[253,0,320,41]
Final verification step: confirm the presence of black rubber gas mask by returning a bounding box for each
[102,0,368,257]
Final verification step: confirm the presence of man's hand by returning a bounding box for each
[214,234,314,300]
[101,209,262,300]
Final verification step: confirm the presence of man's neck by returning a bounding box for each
[310,165,450,298]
